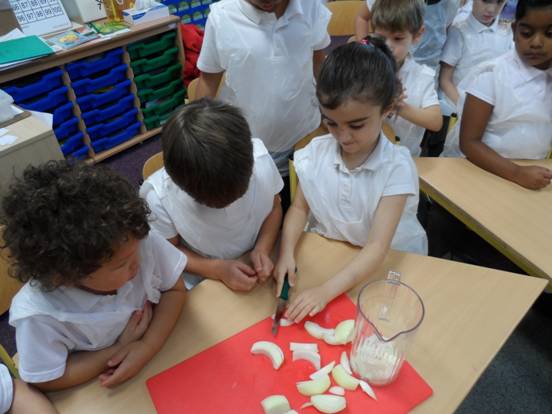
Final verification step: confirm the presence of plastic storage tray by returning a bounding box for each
[2,69,64,102]
[60,131,84,155]
[138,78,183,102]
[66,48,125,81]
[82,94,135,126]
[142,89,185,118]
[76,80,132,112]
[70,145,90,159]
[92,122,141,152]
[128,32,176,60]
[52,102,74,127]
[72,64,128,96]
[54,117,79,141]
[87,108,139,140]
[143,110,174,130]
[134,63,181,89]
[131,48,178,75]
[19,87,68,113]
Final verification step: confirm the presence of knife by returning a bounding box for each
[271,274,290,336]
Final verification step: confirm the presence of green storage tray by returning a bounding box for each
[142,89,186,118]
[143,103,184,130]
[138,78,184,102]
[128,32,177,60]
[134,63,182,89]
[131,48,179,75]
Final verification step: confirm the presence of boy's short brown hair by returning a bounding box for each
[161,98,254,208]
[371,0,425,34]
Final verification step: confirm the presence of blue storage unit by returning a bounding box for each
[18,87,69,113]
[70,146,90,159]
[81,94,135,126]
[54,117,79,142]
[87,108,139,140]
[71,64,128,96]
[92,122,141,152]
[161,0,217,26]
[2,69,64,102]
[77,80,132,112]
[66,49,125,81]
[52,102,74,127]
[60,132,85,155]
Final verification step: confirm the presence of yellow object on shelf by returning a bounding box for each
[103,0,136,21]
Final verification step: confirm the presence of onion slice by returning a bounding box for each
[340,352,352,375]
[310,395,347,413]
[292,349,321,370]
[334,320,355,344]
[304,321,334,339]
[261,395,291,414]
[289,342,318,353]
[251,341,284,370]
[296,374,331,396]
[329,386,345,396]
[332,364,359,391]
[309,361,336,380]
[359,380,378,400]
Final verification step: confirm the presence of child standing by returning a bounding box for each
[195,0,331,206]
[440,0,512,107]
[371,0,443,156]
[273,40,427,322]
[445,0,552,189]
[3,162,187,391]
[140,99,283,291]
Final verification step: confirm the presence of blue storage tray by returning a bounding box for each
[92,122,141,152]
[70,146,90,159]
[54,117,79,141]
[71,64,128,96]
[82,94,135,126]
[66,48,124,81]
[52,102,74,127]
[3,69,64,102]
[19,87,69,113]
[76,80,132,112]
[87,108,139,140]
[60,131,84,155]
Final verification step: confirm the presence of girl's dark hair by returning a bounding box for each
[0,161,150,291]
[317,35,400,111]
[516,0,552,19]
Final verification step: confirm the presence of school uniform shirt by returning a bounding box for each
[389,55,439,157]
[441,14,513,89]
[294,134,428,255]
[443,50,552,158]
[8,231,186,384]
[197,0,331,154]
[0,365,13,414]
[140,139,283,261]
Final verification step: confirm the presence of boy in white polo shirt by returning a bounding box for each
[140,99,283,292]
[195,0,330,207]
[440,0,512,107]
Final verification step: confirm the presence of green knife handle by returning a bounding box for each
[280,274,290,301]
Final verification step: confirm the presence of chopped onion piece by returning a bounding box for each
[332,364,359,391]
[251,341,284,370]
[261,395,291,414]
[292,349,321,370]
[322,332,341,345]
[283,411,298,414]
[304,321,334,339]
[310,361,336,380]
[296,374,331,396]
[329,386,345,396]
[310,395,347,413]
[334,320,355,344]
[359,380,378,400]
[300,402,314,410]
[340,352,352,375]
[289,342,318,353]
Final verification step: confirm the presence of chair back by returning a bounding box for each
[142,152,164,180]
[327,1,364,36]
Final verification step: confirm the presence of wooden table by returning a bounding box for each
[416,157,552,282]
[50,233,546,413]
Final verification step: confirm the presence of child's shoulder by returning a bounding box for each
[403,57,435,80]
[252,137,269,158]
[296,134,334,158]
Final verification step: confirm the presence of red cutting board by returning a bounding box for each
[147,294,433,413]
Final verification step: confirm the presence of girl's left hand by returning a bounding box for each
[285,286,331,323]
[99,340,152,388]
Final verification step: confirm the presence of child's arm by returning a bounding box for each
[439,63,459,105]
[169,238,258,291]
[273,185,310,296]
[11,379,58,414]
[195,71,224,99]
[250,195,283,282]
[99,278,186,388]
[460,94,552,190]
[397,100,443,132]
[285,194,407,323]
[355,3,372,41]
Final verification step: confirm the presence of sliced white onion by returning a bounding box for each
[359,380,378,400]
[261,395,291,414]
[289,342,318,353]
[300,402,314,410]
[310,395,347,413]
[322,332,341,345]
[251,341,284,370]
[340,352,352,375]
[283,411,298,414]
[328,386,345,396]
[309,361,336,380]
[334,320,355,344]
[332,364,359,391]
[304,321,334,339]
[271,314,294,327]
[292,349,321,370]
[296,374,331,396]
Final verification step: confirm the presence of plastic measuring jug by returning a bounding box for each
[350,272,425,386]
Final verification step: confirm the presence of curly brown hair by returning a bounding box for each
[0,161,150,290]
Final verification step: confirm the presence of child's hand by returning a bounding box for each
[273,254,297,297]
[99,340,152,388]
[513,165,552,190]
[215,259,258,291]
[284,285,331,323]
[117,301,152,346]
[250,249,274,283]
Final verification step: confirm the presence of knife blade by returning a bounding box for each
[271,274,290,336]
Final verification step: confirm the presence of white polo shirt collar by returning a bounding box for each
[333,135,386,173]
[238,0,303,25]
[467,13,499,33]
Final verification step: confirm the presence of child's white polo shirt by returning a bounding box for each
[197,0,331,153]
[0,365,13,413]
[140,139,284,260]
[8,231,186,383]
[294,134,428,255]
[441,14,513,87]
[390,55,439,157]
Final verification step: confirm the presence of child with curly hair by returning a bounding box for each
[2,161,187,391]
